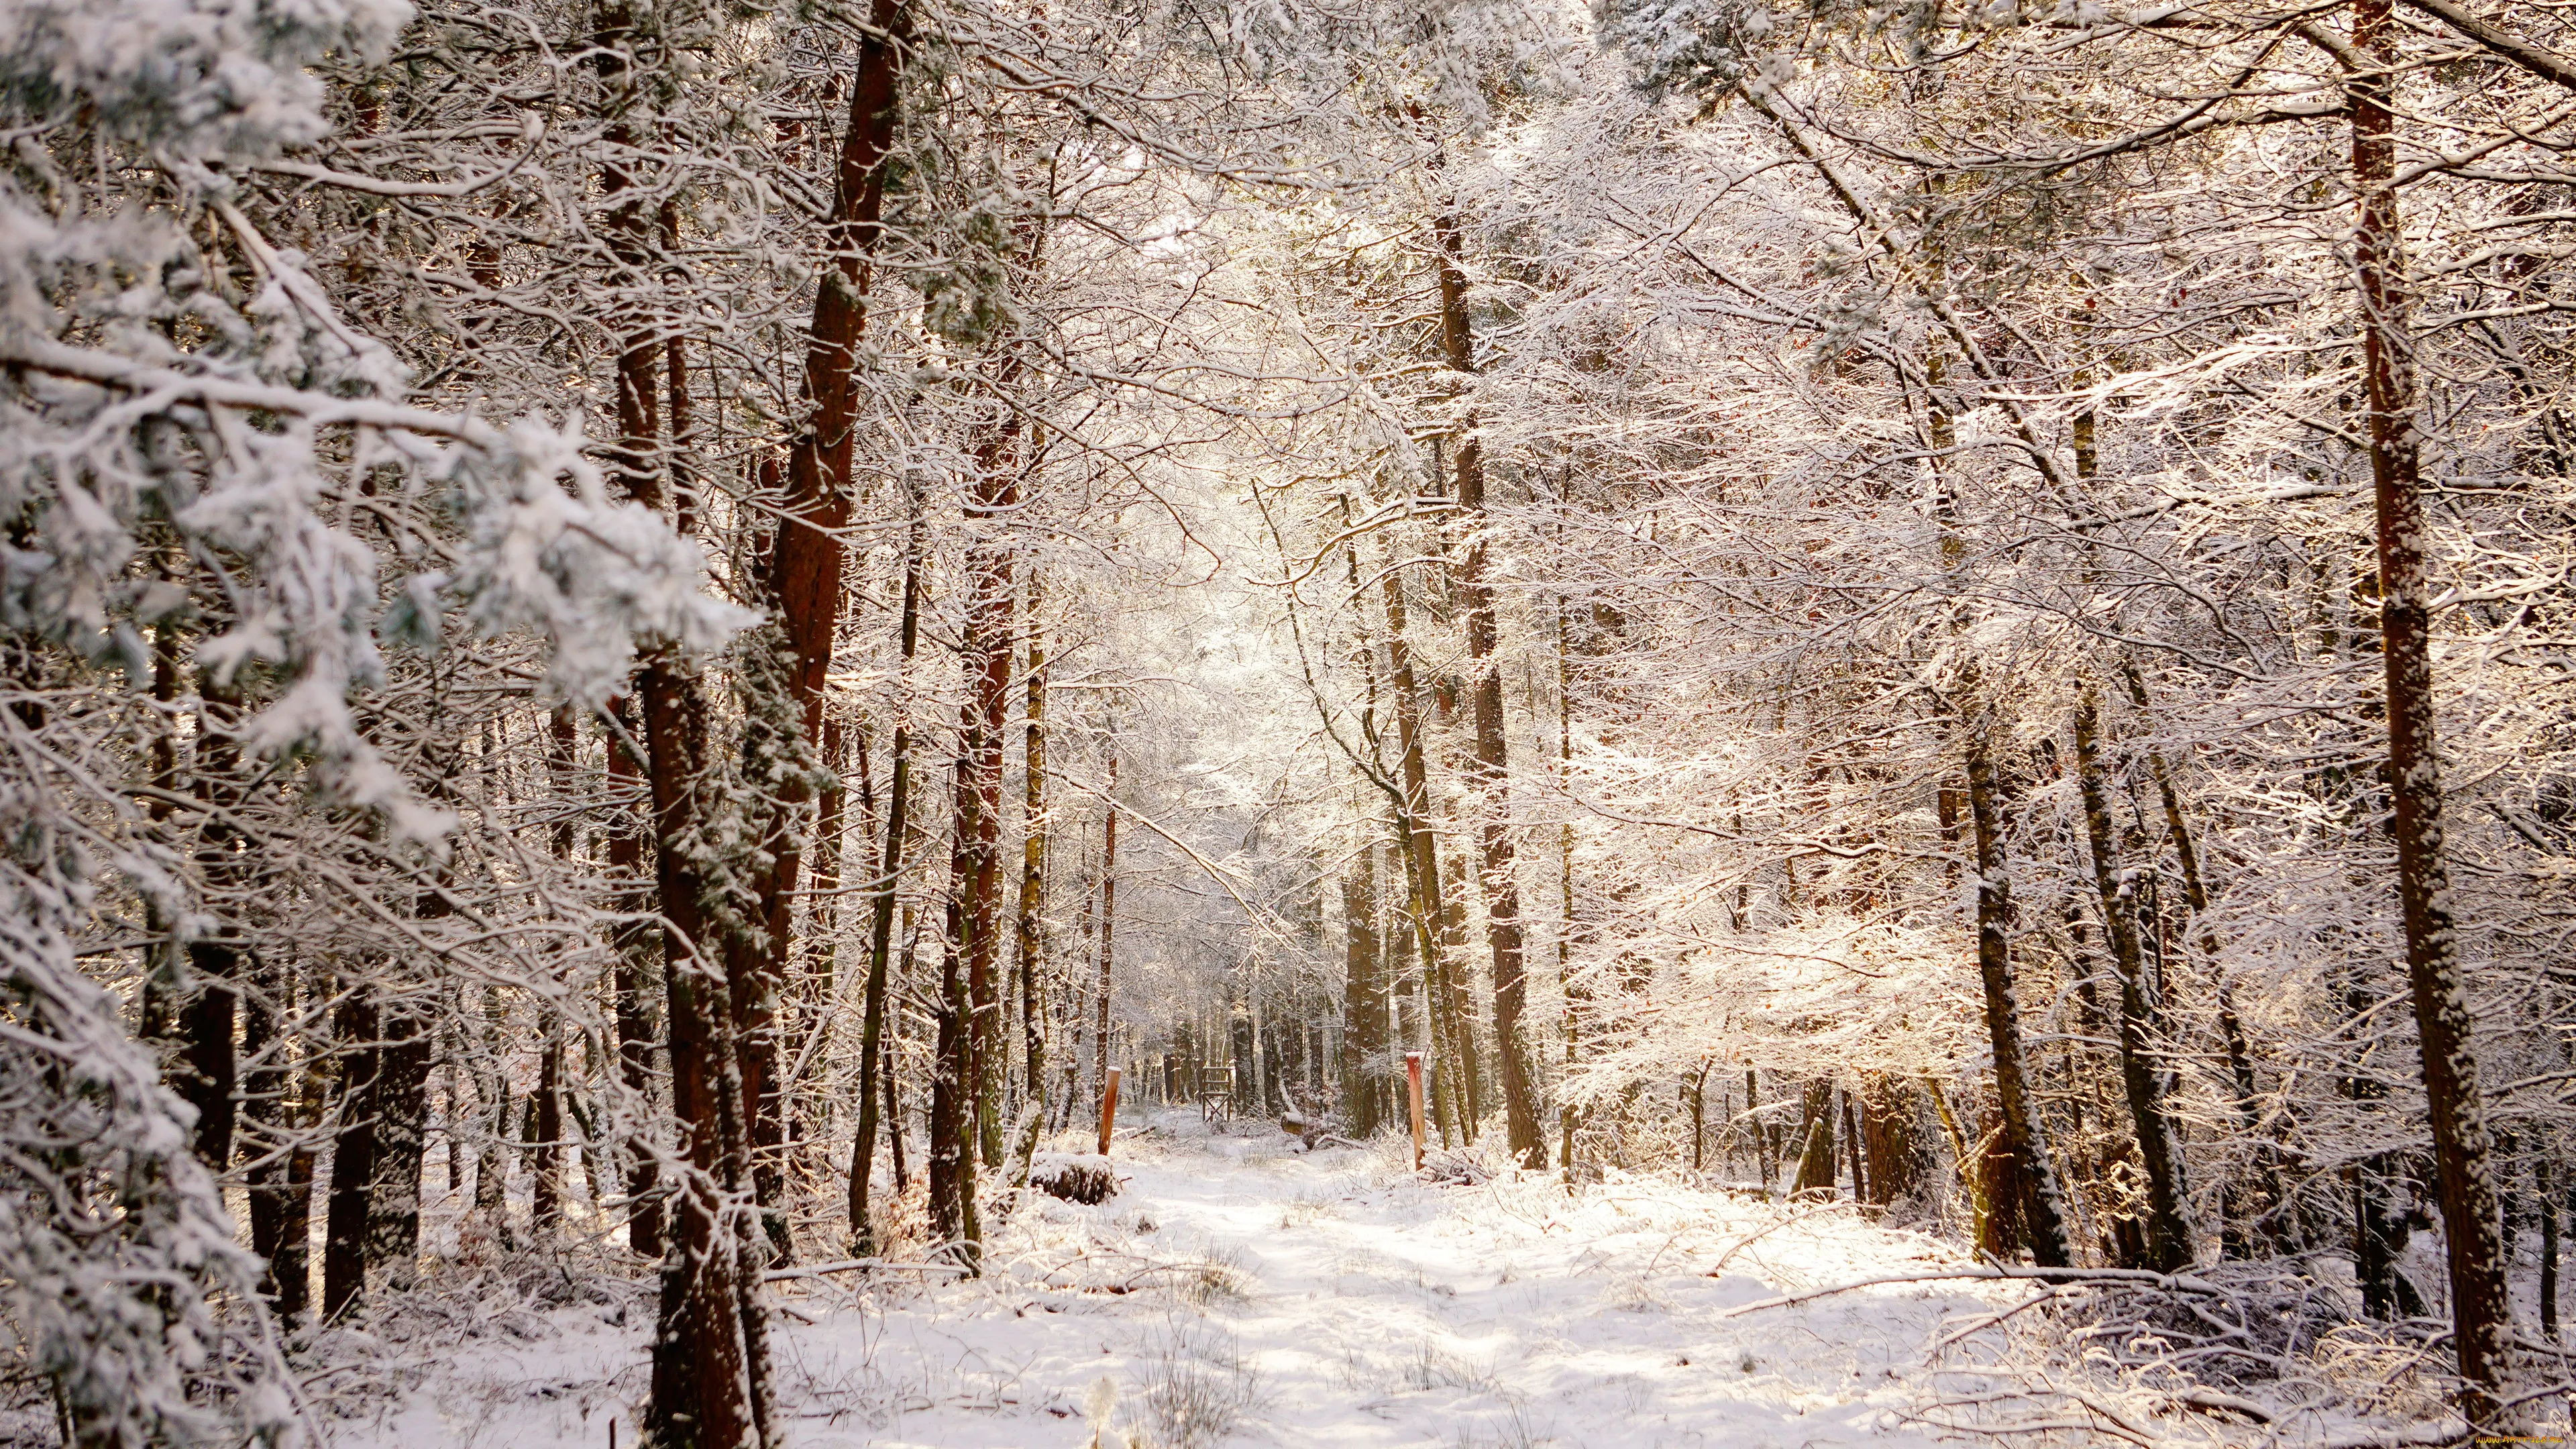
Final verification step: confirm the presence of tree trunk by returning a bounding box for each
[928,724,984,1263]
[959,421,1021,1171]
[2540,1157,2558,1340]
[735,0,914,1269]
[606,696,666,1258]
[2118,657,2275,1255]
[1428,196,1545,1169]
[1791,1082,1837,1196]
[533,1028,564,1234]
[2071,686,2193,1271]
[1379,570,1472,1143]
[364,1006,431,1294]
[1016,572,1050,1117]
[1095,749,1119,1108]
[323,993,379,1320]
[638,645,770,1449]
[2348,0,2520,1422]
[1340,850,1387,1136]
[1857,1076,1923,1208]
[1964,717,2074,1267]
[594,9,770,1423]
[242,956,302,1318]
[849,494,922,1250]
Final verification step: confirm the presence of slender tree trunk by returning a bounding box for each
[959,421,1022,1171]
[2118,657,2274,1253]
[1340,851,1386,1135]
[1016,573,1050,1116]
[750,0,914,1252]
[2071,686,2192,1270]
[2348,0,2520,1422]
[2540,1157,2559,1339]
[1380,569,1472,1142]
[928,849,981,1262]
[1430,199,1544,1169]
[594,11,768,1430]
[1964,716,2074,1267]
[323,994,380,1320]
[1094,749,1119,1108]
[606,697,666,1258]
[533,1027,564,1234]
[849,496,922,1250]
[1791,1081,1837,1195]
[928,687,986,1261]
[638,648,769,1449]
[1557,593,1586,1181]
[242,957,300,1317]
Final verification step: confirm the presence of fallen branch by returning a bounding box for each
[761,1257,973,1282]
[1716,1263,2235,1318]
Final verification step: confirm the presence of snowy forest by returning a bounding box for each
[5,0,2576,1440]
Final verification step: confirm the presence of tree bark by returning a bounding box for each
[1964,718,2074,1267]
[2117,657,2275,1254]
[637,647,769,1449]
[2347,0,2520,1422]
[1094,748,1119,1109]
[2071,686,2193,1271]
[1379,569,1472,1142]
[605,696,666,1258]
[1016,572,1050,1116]
[959,414,1022,1170]
[849,494,922,1250]
[748,0,915,1249]
[1429,199,1545,1170]
[323,993,379,1320]
[1340,850,1387,1136]
[929,777,983,1263]
[1791,1081,1837,1195]
[593,9,769,1429]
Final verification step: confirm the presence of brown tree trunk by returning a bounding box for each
[594,12,768,1432]
[606,697,666,1258]
[960,422,1022,1169]
[533,1028,564,1234]
[1340,849,1387,1136]
[638,647,769,1449]
[1016,573,1049,1115]
[746,0,914,1253]
[1094,749,1119,1107]
[1964,718,2073,1267]
[241,957,300,1316]
[364,1007,431,1294]
[2118,657,2275,1255]
[323,994,379,1320]
[1430,199,1545,1169]
[1379,570,1472,1143]
[2071,686,2193,1270]
[928,798,983,1263]
[849,497,922,1250]
[1858,1076,1923,1208]
[2347,0,2519,1420]
[1791,1082,1837,1196]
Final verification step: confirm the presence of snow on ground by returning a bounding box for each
[331,1114,2055,1448]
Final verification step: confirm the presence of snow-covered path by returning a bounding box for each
[343,1120,2031,1448]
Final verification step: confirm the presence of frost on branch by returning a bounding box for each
[0,795,301,1449]
[0,0,747,1433]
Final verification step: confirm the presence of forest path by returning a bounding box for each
[347,1114,2025,1449]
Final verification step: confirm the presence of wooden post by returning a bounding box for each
[1097,1067,1121,1157]
[1405,1052,1426,1171]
